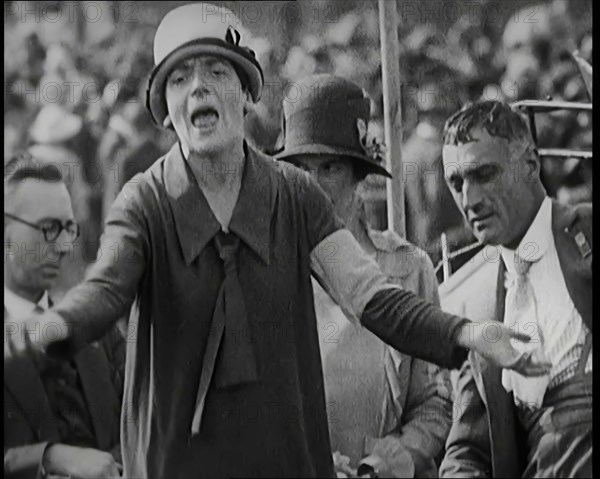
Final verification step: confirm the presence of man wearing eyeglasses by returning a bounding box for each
[4,152,125,479]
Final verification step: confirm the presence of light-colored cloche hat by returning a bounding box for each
[275,74,391,178]
[146,2,264,126]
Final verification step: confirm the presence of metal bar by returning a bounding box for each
[378,0,405,237]
[434,240,483,275]
[538,148,593,159]
[512,100,592,156]
[512,100,593,112]
[446,240,484,259]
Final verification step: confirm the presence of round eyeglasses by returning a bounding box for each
[4,213,80,242]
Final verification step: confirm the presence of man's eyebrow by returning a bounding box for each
[447,162,489,180]
[460,163,501,180]
[470,163,500,174]
[36,216,72,223]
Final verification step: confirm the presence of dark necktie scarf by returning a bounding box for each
[191,231,259,434]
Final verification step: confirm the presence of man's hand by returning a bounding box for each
[4,310,69,359]
[42,444,122,479]
[457,321,552,376]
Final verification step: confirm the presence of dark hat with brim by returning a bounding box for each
[146,3,264,126]
[274,74,391,178]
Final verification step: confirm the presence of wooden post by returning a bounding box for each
[441,232,451,282]
[378,0,405,236]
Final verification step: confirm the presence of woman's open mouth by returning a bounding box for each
[190,107,219,129]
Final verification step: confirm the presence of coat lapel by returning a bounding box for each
[74,344,119,450]
[380,348,407,436]
[4,305,60,442]
[552,201,593,331]
[4,352,60,442]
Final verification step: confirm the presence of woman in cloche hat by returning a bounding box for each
[277,74,452,478]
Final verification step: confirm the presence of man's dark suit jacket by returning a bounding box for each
[439,201,592,478]
[4,305,126,479]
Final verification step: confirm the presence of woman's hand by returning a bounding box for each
[333,451,357,478]
[457,321,552,375]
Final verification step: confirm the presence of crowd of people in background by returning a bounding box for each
[4,0,593,291]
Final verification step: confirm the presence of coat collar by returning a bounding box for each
[164,141,276,266]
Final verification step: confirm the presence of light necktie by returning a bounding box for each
[501,254,550,409]
[191,231,259,434]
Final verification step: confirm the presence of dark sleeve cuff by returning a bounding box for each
[361,288,469,370]
[450,320,470,368]
[44,316,94,359]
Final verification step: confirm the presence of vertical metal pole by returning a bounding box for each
[378,0,405,237]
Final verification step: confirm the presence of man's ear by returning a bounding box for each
[242,89,252,117]
[521,149,542,183]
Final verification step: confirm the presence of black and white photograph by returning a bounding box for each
[4,1,592,477]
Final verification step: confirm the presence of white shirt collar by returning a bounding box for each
[501,196,553,274]
[4,287,49,320]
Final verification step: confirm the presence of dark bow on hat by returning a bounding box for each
[225,25,258,60]
[225,25,241,46]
